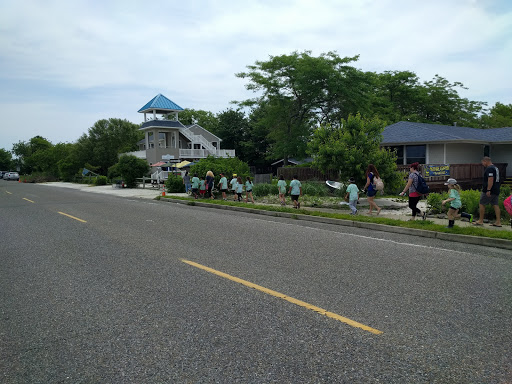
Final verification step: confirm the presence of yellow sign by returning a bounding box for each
[425,164,450,177]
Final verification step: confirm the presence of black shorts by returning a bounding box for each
[480,192,499,206]
[221,189,227,193]
[291,194,299,201]
[246,189,252,193]
[192,188,198,194]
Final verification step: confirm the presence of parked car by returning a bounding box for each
[3,172,19,181]
[0,171,7,178]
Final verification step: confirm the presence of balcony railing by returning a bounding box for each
[179,149,235,158]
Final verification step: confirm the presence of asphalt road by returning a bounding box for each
[1,181,511,383]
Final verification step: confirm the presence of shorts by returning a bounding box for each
[366,189,377,197]
[246,189,252,193]
[221,189,227,193]
[192,188,198,194]
[200,190,206,195]
[480,192,499,206]
[291,194,299,201]
[448,206,460,212]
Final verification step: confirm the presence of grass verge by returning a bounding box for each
[164,195,512,242]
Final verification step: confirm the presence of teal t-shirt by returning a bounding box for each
[277,179,287,194]
[191,176,200,189]
[230,178,237,190]
[346,183,359,201]
[289,179,302,195]
[199,180,206,191]
[219,177,228,189]
[449,188,461,209]
[236,182,243,193]
[245,181,253,191]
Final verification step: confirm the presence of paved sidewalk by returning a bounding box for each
[38,182,511,231]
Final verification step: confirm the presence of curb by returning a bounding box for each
[161,198,512,251]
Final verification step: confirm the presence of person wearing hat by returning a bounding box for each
[230,174,238,201]
[441,178,473,228]
[345,177,359,215]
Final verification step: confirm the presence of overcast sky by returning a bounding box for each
[1,0,511,151]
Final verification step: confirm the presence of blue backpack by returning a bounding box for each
[415,173,430,194]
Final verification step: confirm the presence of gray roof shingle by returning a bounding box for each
[382,121,512,144]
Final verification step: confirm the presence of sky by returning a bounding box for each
[1,0,511,151]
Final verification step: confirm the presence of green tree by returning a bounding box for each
[215,108,249,160]
[308,114,400,191]
[12,136,53,174]
[0,148,13,170]
[115,154,150,188]
[169,109,219,133]
[75,118,143,175]
[480,102,512,128]
[236,51,365,164]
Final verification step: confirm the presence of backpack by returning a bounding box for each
[415,173,430,194]
[373,177,384,191]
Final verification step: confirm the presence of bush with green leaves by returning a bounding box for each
[189,156,250,185]
[115,155,150,188]
[94,176,108,186]
[165,174,185,193]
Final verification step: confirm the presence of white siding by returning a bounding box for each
[428,144,445,164]
[490,144,512,177]
[445,144,483,164]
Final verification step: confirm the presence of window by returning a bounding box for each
[386,146,404,165]
[405,145,426,164]
[484,145,490,157]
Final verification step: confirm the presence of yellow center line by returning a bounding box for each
[22,198,35,203]
[58,211,87,223]
[181,259,383,335]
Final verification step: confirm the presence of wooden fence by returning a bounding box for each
[277,167,339,181]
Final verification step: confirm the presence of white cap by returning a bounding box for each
[444,178,457,185]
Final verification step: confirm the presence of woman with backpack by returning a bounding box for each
[363,164,382,215]
[399,162,426,221]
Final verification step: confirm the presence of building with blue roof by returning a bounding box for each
[381,121,511,177]
[125,94,235,170]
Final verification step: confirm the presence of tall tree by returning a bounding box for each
[236,51,365,164]
[215,108,249,160]
[168,109,219,134]
[75,118,143,175]
[480,102,512,128]
[0,148,13,170]
[308,114,400,190]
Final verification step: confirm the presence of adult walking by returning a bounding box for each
[205,170,215,200]
[399,162,426,221]
[182,171,191,194]
[473,156,502,227]
[363,164,381,215]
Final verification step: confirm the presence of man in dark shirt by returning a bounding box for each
[473,156,502,226]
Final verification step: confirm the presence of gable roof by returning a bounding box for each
[382,121,512,145]
[138,94,184,113]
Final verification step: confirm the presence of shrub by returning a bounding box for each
[165,174,185,193]
[94,176,108,186]
[189,156,250,185]
[253,183,279,196]
[116,155,150,188]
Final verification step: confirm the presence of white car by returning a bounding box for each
[3,172,19,181]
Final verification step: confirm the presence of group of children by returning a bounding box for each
[346,175,473,228]
[189,172,255,203]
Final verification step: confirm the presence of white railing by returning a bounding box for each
[180,149,208,158]
[151,170,170,181]
[217,149,235,157]
[181,128,216,154]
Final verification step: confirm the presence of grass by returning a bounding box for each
[163,195,512,242]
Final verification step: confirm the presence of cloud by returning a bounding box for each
[0,0,511,150]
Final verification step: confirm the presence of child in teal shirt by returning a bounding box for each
[345,177,359,215]
[441,178,472,228]
[277,175,287,206]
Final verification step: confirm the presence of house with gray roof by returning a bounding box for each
[381,121,512,177]
[125,94,235,165]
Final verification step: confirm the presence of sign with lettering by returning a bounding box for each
[424,164,450,177]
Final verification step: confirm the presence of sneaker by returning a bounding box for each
[469,214,473,223]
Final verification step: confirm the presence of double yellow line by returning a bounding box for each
[181,259,383,335]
